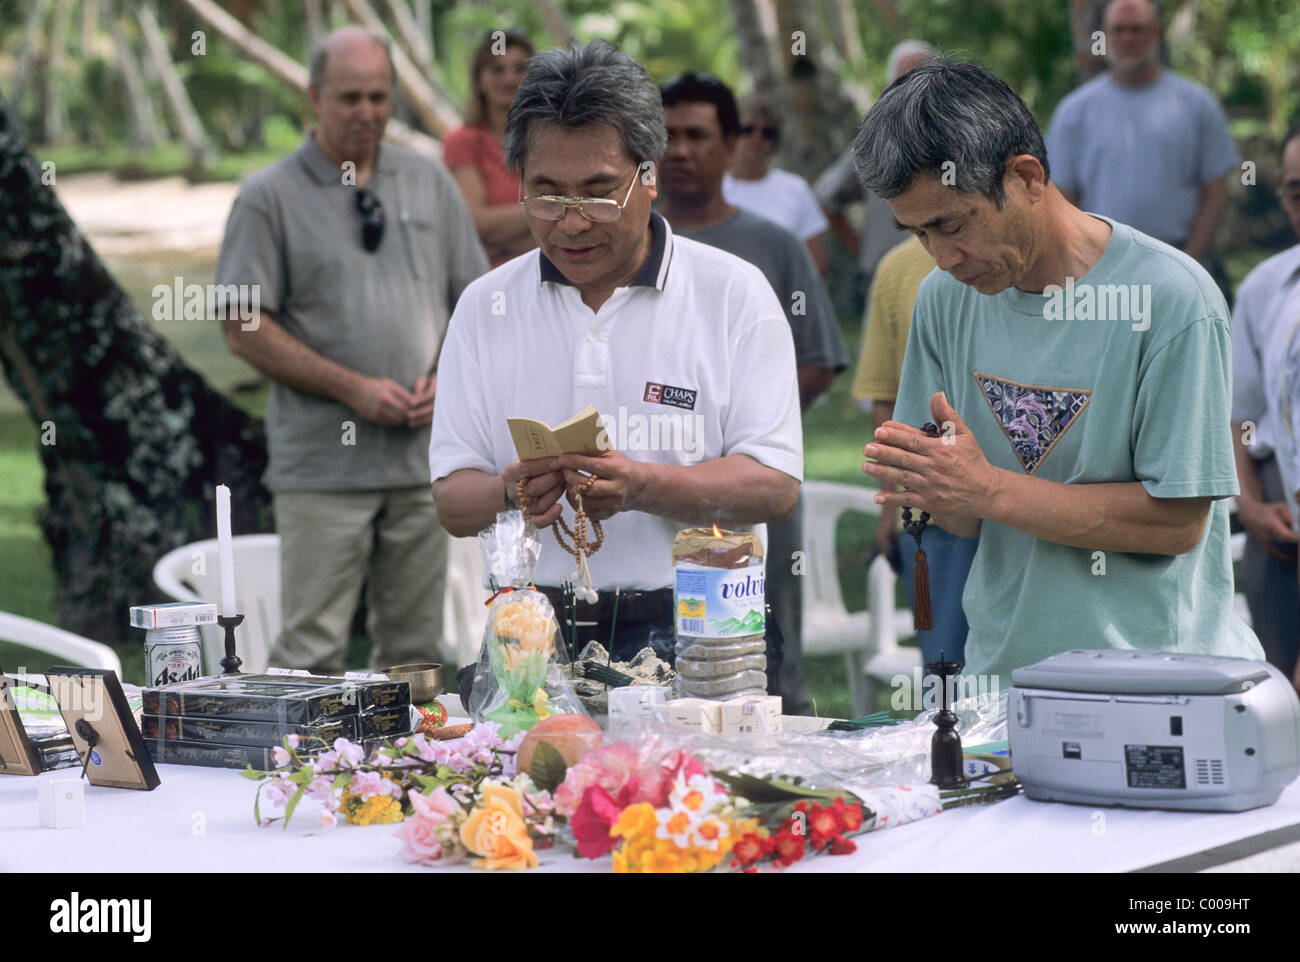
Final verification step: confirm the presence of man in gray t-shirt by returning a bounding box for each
[215,27,487,673]
[1045,0,1237,264]
[659,73,848,715]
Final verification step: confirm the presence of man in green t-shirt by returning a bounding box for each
[852,58,1262,684]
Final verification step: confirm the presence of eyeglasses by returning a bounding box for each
[355,187,385,252]
[518,170,642,223]
[739,125,779,140]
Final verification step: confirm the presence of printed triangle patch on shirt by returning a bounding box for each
[972,370,1091,475]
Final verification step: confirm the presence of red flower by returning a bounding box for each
[571,781,641,859]
[808,803,842,845]
[770,827,807,867]
[732,832,767,868]
[828,835,857,856]
[836,798,865,833]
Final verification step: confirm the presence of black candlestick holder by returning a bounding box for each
[217,614,244,674]
[927,652,969,789]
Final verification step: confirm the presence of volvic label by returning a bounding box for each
[674,562,765,639]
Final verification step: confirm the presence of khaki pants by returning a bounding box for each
[269,487,449,674]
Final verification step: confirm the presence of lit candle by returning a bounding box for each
[216,484,237,617]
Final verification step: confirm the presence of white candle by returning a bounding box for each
[216,484,237,617]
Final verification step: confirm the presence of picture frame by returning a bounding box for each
[45,666,161,791]
[0,664,43,776]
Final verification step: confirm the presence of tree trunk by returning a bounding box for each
[136,1,217,171]
[12,0,52,121]
[381,0,436,86]
[305,0,326,47]
[174,0,441,157]
[773,0,860,180]
[0,93,272,647]
[728,0,782,102]
[109,12,165,151]
[43,0,75,144]
[534,0,575,47]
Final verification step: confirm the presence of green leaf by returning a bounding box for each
[712,771,854,805]
[529,741,568,794]
[411,773,448,793]
[282,785,305,831]
[240,767,269,781]
[254,784,262,825]
[332,773,352,791]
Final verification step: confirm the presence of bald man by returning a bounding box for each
[215,27,488,673]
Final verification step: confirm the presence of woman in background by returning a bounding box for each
[444,29,535,267]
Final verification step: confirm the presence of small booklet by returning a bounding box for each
[507,405,606,459]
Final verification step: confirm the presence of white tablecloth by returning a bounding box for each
[4,762,1299,873]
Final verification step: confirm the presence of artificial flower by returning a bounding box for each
[460,783,538,871]
[571,782,635,859]
[395,787,460,865]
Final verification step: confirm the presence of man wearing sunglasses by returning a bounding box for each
[215,26,488,674]
[430,40,802,666]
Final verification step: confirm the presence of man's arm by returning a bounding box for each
[558,450,798,527]
[797,365,834,409]
[449,167,532,247]
[864,393,1207,553]
[1232,423,1298,545]
[223,311,415,427]
[432,461,566,538]
[805,232,829,275]
[1182,175,1229,263]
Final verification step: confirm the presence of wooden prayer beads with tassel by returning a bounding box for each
[901,421,943,632]
[516,474,603,603]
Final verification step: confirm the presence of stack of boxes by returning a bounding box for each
[140,673,412,769]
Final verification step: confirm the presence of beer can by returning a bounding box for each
[145,626,204,687]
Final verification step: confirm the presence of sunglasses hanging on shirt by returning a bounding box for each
[355,187,385,253]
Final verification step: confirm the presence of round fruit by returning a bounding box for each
[517,714,603,774]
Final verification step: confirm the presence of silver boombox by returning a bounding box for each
[1008,650,1300,811]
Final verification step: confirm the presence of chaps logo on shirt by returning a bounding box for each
[643,381,698,411]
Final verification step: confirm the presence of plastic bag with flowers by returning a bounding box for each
[469,511,587,737]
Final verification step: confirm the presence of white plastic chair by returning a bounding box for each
[152,534,281,674]
[800,480,918,716]
[0,611,123,676]
[153,533,489,674]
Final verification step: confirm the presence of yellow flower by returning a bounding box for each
[460,783,538,871]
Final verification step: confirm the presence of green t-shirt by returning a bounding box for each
[895,218,1263,683]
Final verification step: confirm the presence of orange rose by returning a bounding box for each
[459,784,539,871]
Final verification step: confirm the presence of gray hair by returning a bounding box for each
[852,58,1050,206]
[309,26,396,91]
[504,39,667,175]
[886,40,937,82]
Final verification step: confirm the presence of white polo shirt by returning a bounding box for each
[429,212,803,590]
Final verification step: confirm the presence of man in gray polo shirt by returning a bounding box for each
[216,26,487,673]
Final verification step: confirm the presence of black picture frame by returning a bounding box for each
[45,666,161,791]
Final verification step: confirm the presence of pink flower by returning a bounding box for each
[395,787,459,865]
[554,742,648,818]
[334,738,365,769]
[316,811,337,831]
[286,734,300,749]
[263,775,296,807]
[271,745,291,768]
[348,771,384,799]
[306,775,336,804]
[571,782,640,859]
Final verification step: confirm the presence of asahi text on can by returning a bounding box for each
[144,626,204,687]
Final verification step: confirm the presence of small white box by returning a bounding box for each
[608,686,671,732]
[38,779,85,829]
[663,698,723,733]
[130,602,218,629]
[721,695,783,734]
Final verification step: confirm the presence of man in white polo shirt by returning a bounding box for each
[430,40,802,664]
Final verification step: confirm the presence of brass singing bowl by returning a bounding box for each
[383,663,444,703]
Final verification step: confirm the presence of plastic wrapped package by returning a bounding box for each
[468,513,588,737]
